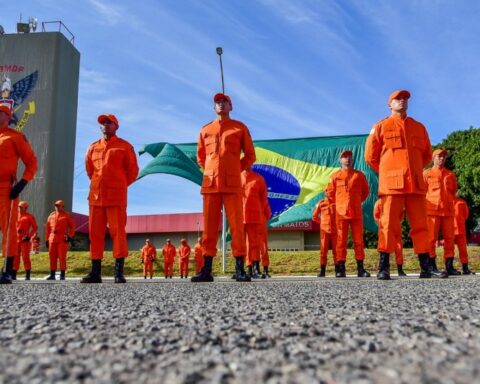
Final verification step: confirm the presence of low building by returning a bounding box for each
[71,212,322,252]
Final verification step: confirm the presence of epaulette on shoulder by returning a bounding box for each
[375,116,390,125]
[201,120,215,129]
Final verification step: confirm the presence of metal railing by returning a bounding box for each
[41,21,75,45]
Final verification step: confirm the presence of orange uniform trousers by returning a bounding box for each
[194,245,203,273]
[260,222,269,267]
[427,215,454,260]
[14,240,31,271]
[245,223,261,266]
[89,205,127,260]
[179,258,189,276]
[0,192,18,258]
[336,216,365,262]
[454,234,469,264]
[320,230,337,266]
[378,195,430,255]
[164,260,174,277]
[49,241,69,271]
[202,192,246,257]
[143,261,154,278]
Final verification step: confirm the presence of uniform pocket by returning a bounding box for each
[384,130,402,149]
[411,135,425,149]
[385,169,404,189]
[226,170,241,187]
[202,169,215,187]
[205,136,218,155]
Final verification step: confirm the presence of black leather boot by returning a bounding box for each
[357,260,371,277]
[252,261,261,279]
[462,263,475,275]
[397,264,407,277]
[0,257,14,284]
[377,252,390,280]
[81,260,102,283]
[114,258,126,283]
[234,256,251,282]
[427,255,448,278]
[25,269,31,281]
[60,270,66,280]
[445,258,461,276]
[263,266,271,278]
[11,270,17,280]
[318,265,326,278]
[191,256,214,282]
[336,261,346,278]
[247,265,253,278]
[46,270,56,280]
[418,253,431,278]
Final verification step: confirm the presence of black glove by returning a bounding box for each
[45,241,49,249]
[22,236,30,242]
[64,235,72,243]
[10,179,28,200]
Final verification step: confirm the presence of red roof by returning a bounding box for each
[73,212,317,234]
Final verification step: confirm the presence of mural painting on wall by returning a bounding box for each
[0,66,38,131]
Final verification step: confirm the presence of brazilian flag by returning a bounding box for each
[138,134,378,231]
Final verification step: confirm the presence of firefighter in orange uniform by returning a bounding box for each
[141,239,156,279]
[373,199,406,276]
[178,238,191,278]
[45,200,75,280]
[242,167,271,279]
[0,102,37,284]
[192,93,256,283]
[312,185,337,277]
[14,201,38,280]
[242,168,271,279]
[424,149,459,275]
[162,239,176,278]
[31,233,40,254]
[193,237,204,274]
[81,114,139,284]
[365,90,446,279]
[328,150,370,278]
[453,196,475,275]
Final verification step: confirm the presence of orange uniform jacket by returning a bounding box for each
[162,244,176,263]
[424,167,457,216]
[0,127,37,187]
[141,244,157,263]
[197,118,256,194]
[242,171,271,224]
[85,136,139,206]
[329,169,369,219]
[17,212,38,241]
[194,243,202,258]
[312,198,336,233]
[178,244,191,260]
[45,211,75,243]
[453,197,469,235]
[365,115,432,195]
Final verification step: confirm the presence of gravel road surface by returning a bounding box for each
[1,276,479,383]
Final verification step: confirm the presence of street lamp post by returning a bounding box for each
[216,46,227,274]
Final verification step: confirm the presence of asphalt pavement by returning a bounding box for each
[1,275,479,383]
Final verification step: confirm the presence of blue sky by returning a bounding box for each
[2,1,480,215]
